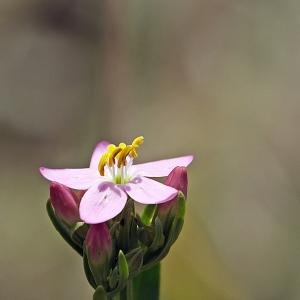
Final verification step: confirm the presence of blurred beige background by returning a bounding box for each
[0,0,300,299]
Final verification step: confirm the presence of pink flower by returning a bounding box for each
[40,137,193,224]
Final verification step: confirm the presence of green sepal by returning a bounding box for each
[165,192,186,244]
[176,192,186,218]
[141,204,157,226]
[137,225,154,247]
[148,217,165,252]
[108,267,119,290]
[125,247,146,273]
[86,249,110,287]
[118,250,129,281]
[46,200,83,256]
[107,250,130,292]
[117,200,138,252]
[109,221,120,238]
[83,250,97,289]
[93,286,107,300]
[141,194,186,270]
[160,191,186,236]
[71,222,88,248]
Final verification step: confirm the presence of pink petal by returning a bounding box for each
[89,140,110,169]
[132,155,193,177]
[79,182,127,224]
[40,167,102,190]
[125,176,178,204]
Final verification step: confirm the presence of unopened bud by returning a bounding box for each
[159,166,188,212]
[157,167,188,234]
[85,223,113,285]
[50,182,80,226]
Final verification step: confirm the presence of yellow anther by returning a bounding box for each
[117,146,133,168]
[107,144,116,152]
[98,136,145,176]
[130,148,138,158]
[98,153,109,176]
[108,147,122,166]
[118,143,126,149]
[132,136,144,147]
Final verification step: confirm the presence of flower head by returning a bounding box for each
[40,136,193,224]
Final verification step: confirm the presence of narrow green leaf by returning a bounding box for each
[83,250,97,289]
[137,225,154,247]
[125,247,145,273]
[176,192,186,219]
[46,200,83,256]
[108,267,119,290]
[148,217,165,252]
[117,199,137,252]
[141,204,157,226]
[141,197,186,270]
[71,222,88,248]
[118,250,129,280]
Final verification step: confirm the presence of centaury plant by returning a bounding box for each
[40,136,193,300]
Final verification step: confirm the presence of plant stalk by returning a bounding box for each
[133,263,160,300]
[120,279,133,300]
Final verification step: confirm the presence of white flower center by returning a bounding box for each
[103,156,135,184]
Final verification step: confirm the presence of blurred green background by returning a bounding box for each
[1,0,300,299]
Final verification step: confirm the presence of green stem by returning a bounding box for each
[133,263,160,300]
[120,279,133,300]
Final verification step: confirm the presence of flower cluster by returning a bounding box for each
[40,137,193,298]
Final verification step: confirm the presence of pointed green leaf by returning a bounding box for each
[117,199,137,252]
[71,222,88,248]
[138,225,154,247]
[141,195,186,270]
[141,204,157,225]
[83,250,97,289]
[108,267,119,290]
[125,247,145,273]
[46,200,83,256]
[118,250,129,280]
[148,217,165,252]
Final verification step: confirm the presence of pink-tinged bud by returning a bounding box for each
[85,223,113,284]
[159,166,188,213]
[50,182,80,226]
[165,166,188,196]
[157,167,188,234]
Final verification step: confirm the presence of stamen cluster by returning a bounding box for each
[98,136,144,183]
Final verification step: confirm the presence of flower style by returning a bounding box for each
[40,136,193,224]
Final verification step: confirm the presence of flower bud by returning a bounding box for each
[157,167,188,234]
[85,223,113,285]
[159,166,188,212]
[50,182,80,226]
